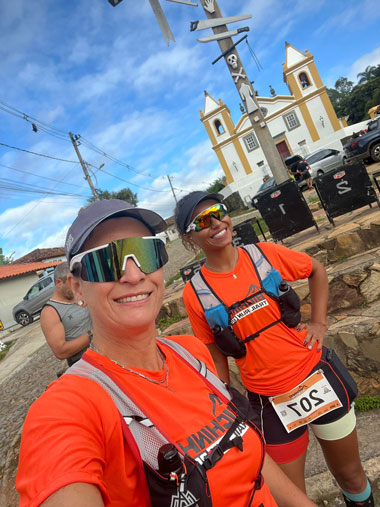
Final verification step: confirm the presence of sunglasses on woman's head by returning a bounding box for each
[69,236,168,282]
[186,203,227,233]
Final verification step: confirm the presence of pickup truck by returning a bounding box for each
[343,117,380,163]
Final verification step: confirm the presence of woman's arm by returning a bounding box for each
[206,343,230,383]
[262,455,317,506]
[300,257,328,351]
[40,483,104,506]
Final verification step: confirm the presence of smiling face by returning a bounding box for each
[185,199,233,255]
[69,217,164,341]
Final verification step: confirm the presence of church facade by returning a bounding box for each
[200,43,364,206]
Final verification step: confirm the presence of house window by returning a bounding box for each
[299,72,311,89]
[283,111,300,131]
[243,133,259,152]
[214,119,225,135]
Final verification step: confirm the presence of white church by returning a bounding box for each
[200,42,367,206]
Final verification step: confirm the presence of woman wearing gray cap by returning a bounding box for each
[174,191,372,507]
[16,199,316,507]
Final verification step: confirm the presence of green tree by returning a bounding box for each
[327,77,354,118]
[357,65,378,84]
[206,177,226,193]
[88,188,138,206]
[0,248,14,265]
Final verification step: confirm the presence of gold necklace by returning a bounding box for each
[89,343,169,388]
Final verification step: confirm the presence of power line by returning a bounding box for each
[0,162,89,190]
[79,136,153,178]
[0,178,91,198]
[0,101,70,138]
[0,142,80,164]
[96,165,168,193]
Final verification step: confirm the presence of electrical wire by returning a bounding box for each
[79,136,153,178]
[246,39,263,71]
[0,163,89,190]
[0,142,79,163]
[96,165,168,193]
[0,101,69,137]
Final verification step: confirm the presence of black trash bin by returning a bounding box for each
[252,179,319,242]
[232,219,259,247]
[313,162,380,226]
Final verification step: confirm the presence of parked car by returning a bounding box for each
[344,118,380,163]
[12,273,55,326]
[305,148,346,177]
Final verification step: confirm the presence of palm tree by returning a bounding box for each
[357,65,378,84]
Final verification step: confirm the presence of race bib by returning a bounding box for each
[270,370,342,433]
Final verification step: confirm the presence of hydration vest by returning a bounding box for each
[66,338,264,507]
[190,244,301,357]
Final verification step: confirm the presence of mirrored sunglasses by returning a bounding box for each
[69,236,168,282]
[186,203,227,233]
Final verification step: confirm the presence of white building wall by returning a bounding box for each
[0,273,39,329]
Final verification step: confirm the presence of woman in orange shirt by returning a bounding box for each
[174,191,373,507]
[16,199,316,507]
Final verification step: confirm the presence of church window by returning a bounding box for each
[214,119,225,135]
[299,72,311,89]
[283,111,300,131]
[243,133,259,152]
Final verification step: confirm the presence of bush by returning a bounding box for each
[355,395,380,412]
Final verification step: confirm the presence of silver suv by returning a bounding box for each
[12,274,55,326]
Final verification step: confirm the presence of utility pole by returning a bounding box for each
[199,1,288,184]
[69,132,99,200]
[167,175,178,204]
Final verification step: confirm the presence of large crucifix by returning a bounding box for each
[108,0,289,184]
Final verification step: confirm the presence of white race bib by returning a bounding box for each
[270,370,342,433]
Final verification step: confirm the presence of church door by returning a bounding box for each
[276,141,291,160]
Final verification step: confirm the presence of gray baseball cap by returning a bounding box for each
[65,199,167,261]
[175,191,224,234]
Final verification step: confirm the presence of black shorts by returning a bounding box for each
[247,347,358,447]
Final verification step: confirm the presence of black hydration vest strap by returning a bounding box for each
[242,319,282,344]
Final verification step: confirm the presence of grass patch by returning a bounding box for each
[307,196,320,204]
[355,395,380,412]
[158,315,182,331]
[166,272,181,287]
[229,208,253,218]
[0,340,15,361]
[251,218,268,237]
[334,255,349,264]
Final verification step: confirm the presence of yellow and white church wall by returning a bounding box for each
[200,43,367,205]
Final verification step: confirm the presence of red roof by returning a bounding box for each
[0,261,63,280]
[13,247,65,264]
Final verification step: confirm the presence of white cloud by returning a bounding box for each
[347,46,380,83]
[0,198,82,258]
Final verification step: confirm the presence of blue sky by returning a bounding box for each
[1,0,380,259]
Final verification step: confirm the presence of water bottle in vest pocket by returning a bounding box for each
[277,281,301,328]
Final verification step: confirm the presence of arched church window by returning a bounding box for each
[214,119,225,135]
[299,72,311,89]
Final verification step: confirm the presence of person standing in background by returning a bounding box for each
[40,262,92,366]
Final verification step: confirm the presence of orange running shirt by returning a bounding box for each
[17,336,277,507]
[183,242,321,396]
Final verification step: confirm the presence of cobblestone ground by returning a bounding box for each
[0,344,61,480]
